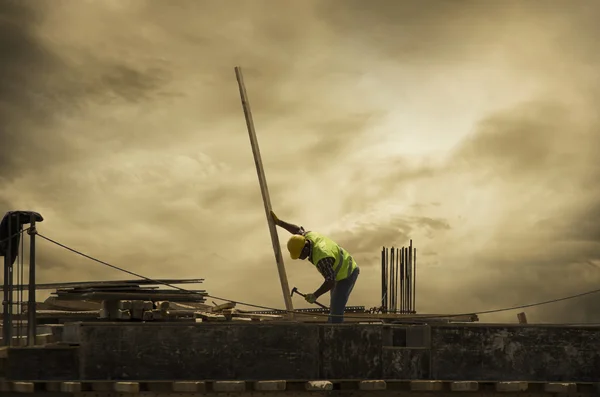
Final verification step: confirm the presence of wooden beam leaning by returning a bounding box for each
[234,66,294,317]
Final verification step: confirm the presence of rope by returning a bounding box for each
[36,232,600,321]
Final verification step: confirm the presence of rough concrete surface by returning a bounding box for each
[4,322,600,381]
[430,324,600,381]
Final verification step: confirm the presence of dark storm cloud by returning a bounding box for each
[1,0,600,323]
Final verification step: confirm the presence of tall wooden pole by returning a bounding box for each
[234,66,294,316]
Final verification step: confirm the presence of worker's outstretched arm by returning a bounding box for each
[271,210,303,235]
[313,258,336,298]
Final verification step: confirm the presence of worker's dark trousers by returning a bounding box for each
[329,267,360,324]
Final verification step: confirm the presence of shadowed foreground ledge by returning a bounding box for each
[2,322,599,385]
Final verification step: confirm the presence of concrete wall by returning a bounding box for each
[5,322,600,381]
[430,324,600,382]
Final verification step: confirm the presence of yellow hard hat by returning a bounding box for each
[287,235,306,260]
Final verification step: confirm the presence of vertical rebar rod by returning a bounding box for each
[393,248,397,312]
[386,246,389,311]
[391,248,394,312]
[27,217,36,346]
[398,246,403,314]
[380,247,385,308]
[383,247,388,312]
[404,247,408,313]
[413,247,417,314]
[408,240,413,312]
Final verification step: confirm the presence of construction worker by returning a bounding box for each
[271,211,360,323]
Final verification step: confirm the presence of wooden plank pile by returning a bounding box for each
[51,279,207,303]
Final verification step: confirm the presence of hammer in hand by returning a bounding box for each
[290,287,329,310]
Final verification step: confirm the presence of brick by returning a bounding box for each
[114,382,140,393]
[130,300,153,310]
[173,381,206,393]
[61,382,81,393]
[213,381,246,392]
[544,382,577,393]
[359,380,386,391]
[254,380,286,391]
[451,381,479,392]
[305,381,333,391]
[495,381,528,392]
[411,380,443,391]
[13,382,34,393]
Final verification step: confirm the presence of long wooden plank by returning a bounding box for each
[53,292,207,302]
[234,66,294,316]
[0,278,205,291]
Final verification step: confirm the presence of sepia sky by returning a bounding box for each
[1,0,599,323]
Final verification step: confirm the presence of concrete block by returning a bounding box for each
[213,381,246,392]
[173,381,206,393]
[61,382,81,393]
[13,381,34,393]
[116,309,131,320]
[254,380,286,391]
[495,381,528,392]
[410,380,443,391]
[114,382,140,393]
[451,381,479,392]
[544,382,577,393]
[359,380,386,391]
[118,300,132,310]
[305,381,333,391]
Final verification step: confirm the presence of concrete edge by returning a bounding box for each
[0,380,597,394]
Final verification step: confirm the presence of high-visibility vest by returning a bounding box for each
[305,231,358,282]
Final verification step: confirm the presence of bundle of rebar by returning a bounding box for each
[381,240,417,314]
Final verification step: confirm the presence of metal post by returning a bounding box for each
[384,248,389,312]
[380,247,385,309]
[27,216,36,346]
[234,66,294,316]
[3,215,13,346]
[394,248,398,312]
[412,247,417,313]
[400,247,405,314]
[390,248,394,313]
[407,240,413,313]
[2,246,9,346]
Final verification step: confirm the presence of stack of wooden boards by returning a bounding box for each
[51,279,208,302]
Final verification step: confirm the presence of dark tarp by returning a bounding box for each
[0,211,43,266]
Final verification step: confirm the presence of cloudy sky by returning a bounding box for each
[1,0,599,323]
